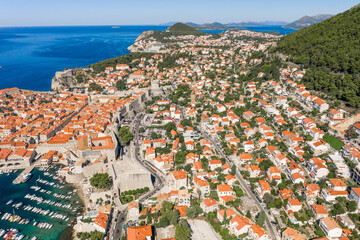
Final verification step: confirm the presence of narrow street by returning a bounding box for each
[198,129,280,240]
[111,113,165,240]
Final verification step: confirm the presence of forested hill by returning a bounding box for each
[166,23,206,36]
[275,5,360,107]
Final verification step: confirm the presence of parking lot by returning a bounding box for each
[188,219,222,240]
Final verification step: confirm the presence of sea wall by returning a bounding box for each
[82,162,106,178]
[63,172,85,183]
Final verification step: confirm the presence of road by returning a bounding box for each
[111,208,128,240]
[171,76,279,239]
[111,113,165,240]
[199,129,280,240]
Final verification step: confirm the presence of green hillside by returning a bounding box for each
[90,52,154,73]
[167,23,205,35]
[276,5,360,107]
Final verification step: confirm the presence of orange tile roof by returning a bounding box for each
[127,225,152,240]
[203,198,218,207]
[217,184,232,192]
[93,212,109,229]
[174,206,187,217]
[172,170,187,180]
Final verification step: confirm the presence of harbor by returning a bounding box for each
[0,167,83,240]
[12,166,34,184]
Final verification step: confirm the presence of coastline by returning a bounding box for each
[0,167,83,240]
[52,168,87,240]
[65,180,87,240]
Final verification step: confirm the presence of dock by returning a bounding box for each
[13,166,34,184]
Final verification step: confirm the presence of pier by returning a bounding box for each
[13,166,34,184]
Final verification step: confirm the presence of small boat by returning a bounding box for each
[22,173,32,183]
[6,199,14,205]
[13,202,23,208]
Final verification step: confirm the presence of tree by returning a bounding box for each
[186,207,196,219]
[116,79,127,91]
[77,230,104,240]
[90,231,105,240]
[246,211,252,219]
[75,73,88,84]
[175,219,191,240]
[346,200,357,212]
[230,165,236,175]
[259,160,274,171]
[150,131,159,139]
[256,211,266,227]
[157,216,170,227]
[164,122,177,133]
[172,209,180,225]
[118,126,133,146]
[175,151,186,165]
[162,201,173,212]
[88,83,103,92]
[210,191,219,200]
[90,173,112,189]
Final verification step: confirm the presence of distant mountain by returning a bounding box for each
[276,5,360,107]
[195,22,228,30]
[227,21,289,27]
[283,14,333,30]
[159,21,289,30]
[158,22,178,26]
[184,22,200,27]
[166,23,205,35]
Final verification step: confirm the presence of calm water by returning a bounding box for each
[0,168,82,240]
[244,25,296,35]
[0,25,295,91]
[0,26,168,91]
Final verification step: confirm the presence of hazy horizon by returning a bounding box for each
[0,0,358,27]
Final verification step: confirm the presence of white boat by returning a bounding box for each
[22,173,32,183]
[13,202,23,208]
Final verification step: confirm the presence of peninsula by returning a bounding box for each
[1,14,360,240]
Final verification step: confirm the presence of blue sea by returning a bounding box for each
[0,168,82,240]
[244,25,295,35]
[0,25,294,91]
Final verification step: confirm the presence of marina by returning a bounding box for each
[12,167,34,184]
[0,167,83,240]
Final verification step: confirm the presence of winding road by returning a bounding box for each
[111,113,165,240]
[198,128,279,239]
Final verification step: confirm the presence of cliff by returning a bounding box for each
[51,69,87,91]
[127,30,157,52]
[135,30,156,42]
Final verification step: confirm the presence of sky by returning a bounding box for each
[0,0,358,27]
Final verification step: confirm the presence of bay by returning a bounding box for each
[0,168,82,240]
[0,25,295,91]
